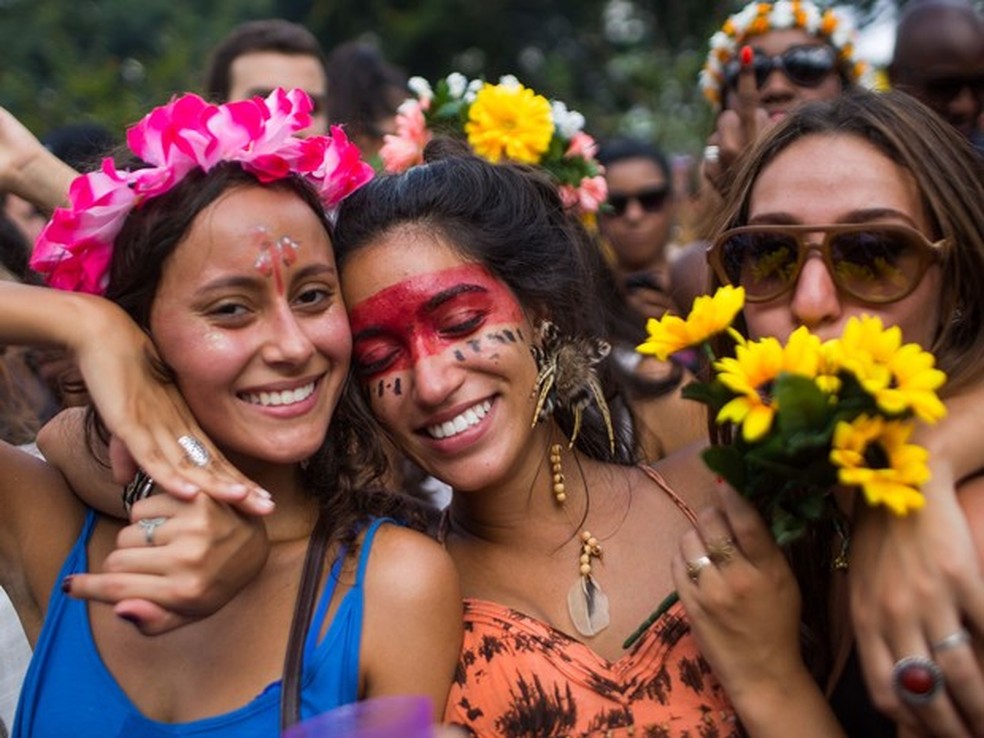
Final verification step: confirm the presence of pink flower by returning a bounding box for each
[566,131,598,160]
[32,88,373,294]
[575,175,608,213]
[380,100,430,173]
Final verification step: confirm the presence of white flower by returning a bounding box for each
[498,74,521,89]
[551,101,585,139]
[445,72,468,99]
[464,78,484,103]
[732,3,760,31]
[408,76,434,101]
[770,1,795,29]
[710,30,734,53]
[801,4,821,33]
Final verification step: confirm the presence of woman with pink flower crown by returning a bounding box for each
[0,89,461,737]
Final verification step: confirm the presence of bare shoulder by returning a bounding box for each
[646,440,718,509]
[362,523,460,606]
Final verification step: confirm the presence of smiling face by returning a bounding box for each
[741,133,943,347]
[149,184,350,466]
[342,226,542,491]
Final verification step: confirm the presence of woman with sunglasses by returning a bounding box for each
[698,0,873,196]
[687,89,984,737]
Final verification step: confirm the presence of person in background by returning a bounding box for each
[889,0,984,155]
[596,137,706,460]
[203,18,329,137]
[325,41,408,162]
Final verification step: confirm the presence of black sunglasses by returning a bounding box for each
[708,223,945,304]
[725,45,838,91]
[604,186,670,217]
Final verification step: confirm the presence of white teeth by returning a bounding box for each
[427,400,491,439]
[243,382,315,407]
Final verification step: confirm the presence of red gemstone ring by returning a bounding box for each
[892,656,944,705]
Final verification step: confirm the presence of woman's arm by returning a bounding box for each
[849,385,984,737]
[672,485,846,738]
[360,525,463,721]
[0,107,77,212]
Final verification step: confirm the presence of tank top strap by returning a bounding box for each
[304,517,394,652]
[637,463,698,527]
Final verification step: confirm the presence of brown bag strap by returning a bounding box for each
[280,510,331,732]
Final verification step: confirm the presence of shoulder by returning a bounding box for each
[361,522,460,607]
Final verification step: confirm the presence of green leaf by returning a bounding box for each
[701,445,746,491]
[774,373,830,434]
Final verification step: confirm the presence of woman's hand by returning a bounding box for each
[849,461,984,738]
[702,49,771,196]
[64,492,269,635]
[672,485,845,737]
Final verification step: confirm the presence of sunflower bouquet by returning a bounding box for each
[379,73,607,216]
[637,286,946,544]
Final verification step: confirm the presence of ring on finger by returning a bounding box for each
[686,555,713,583]
[706,537,736,564]
[177,434,211,468]
[138,516,167,546]
[892,655,944,705]
[931,628,971,654]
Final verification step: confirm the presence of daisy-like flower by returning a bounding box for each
[714,326,822,441]
[833,315,946,423]
[465,81,554,164]
[637,285,744,361]
[830,414,929,515]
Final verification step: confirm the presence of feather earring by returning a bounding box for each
[530,320,616,454]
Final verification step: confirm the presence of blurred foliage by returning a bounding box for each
[0,0,958,161]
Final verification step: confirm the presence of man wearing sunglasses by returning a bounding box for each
[889,0,984,155]
[596,138,678,319]
[698,1,871,194]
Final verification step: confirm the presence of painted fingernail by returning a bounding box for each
[61,575,74,594]
[253,496,276,512]
[740,45,753,66]
[255,487,272,500]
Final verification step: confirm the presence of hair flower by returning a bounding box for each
[31,88,373,295]
[379,73,607,216]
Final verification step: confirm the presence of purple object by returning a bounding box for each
[283,695,434,738]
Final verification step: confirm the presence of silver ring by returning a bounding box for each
[686,555,713,583]
[177,434,210,468]
[138,516,167,546]
[703,144,720,164]
[931,628,971,653]
[892,655,944,705]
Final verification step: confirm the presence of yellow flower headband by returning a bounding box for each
[699,0,874,109]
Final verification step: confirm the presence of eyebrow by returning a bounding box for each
[747,208,920,228]
[422,283,488,312]
[197,263,336,294]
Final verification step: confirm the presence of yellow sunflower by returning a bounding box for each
[637,285,744,361]
[830,414,928,515]
[833,315,946,423]
[714,326,824,442]
[465,82,554,164]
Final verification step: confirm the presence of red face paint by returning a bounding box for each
[347,264,526,379]
[252,230,300,296]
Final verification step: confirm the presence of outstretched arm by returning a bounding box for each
[849,385,984,738]
[0,107,77,212]
[672,485,846,738]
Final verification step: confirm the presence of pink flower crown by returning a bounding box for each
[31,88,374,295]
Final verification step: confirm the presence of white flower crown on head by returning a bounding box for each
[699,0,875,110]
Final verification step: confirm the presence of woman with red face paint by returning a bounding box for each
[0,91,461,737]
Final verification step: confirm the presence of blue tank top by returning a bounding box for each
[13,510,391,737]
